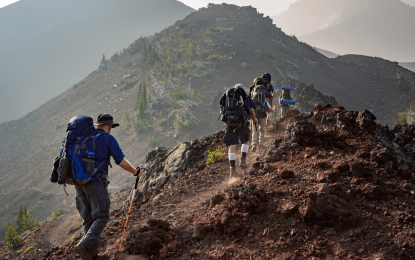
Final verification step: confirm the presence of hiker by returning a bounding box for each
[279,86,293,118]
[219,84,257,177]
[73,114,142,260]
[250,78,276,152]
[262,73,275,125]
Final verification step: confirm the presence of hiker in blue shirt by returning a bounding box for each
[74,113,142,260]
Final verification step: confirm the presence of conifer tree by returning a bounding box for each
[15,204,24,234]
[5,223,22,249]
[101,53,106,64]
[138,102,145,119]
[142,82,148,109]
[134,83,143,111]
[122,112,130,126]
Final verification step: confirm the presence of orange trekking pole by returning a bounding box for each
[119,167,146,251]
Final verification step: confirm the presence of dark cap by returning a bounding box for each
[94,113,120,128]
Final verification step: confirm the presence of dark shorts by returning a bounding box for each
[223,122,251,146]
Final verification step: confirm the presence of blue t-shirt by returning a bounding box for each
[87,129,125,184]
[265,83,275,95]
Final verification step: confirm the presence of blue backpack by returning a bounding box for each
[220,87,248,125]
[57,115,107,185]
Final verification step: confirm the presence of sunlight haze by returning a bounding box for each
[0,0,19,8]
[177,0,299,16]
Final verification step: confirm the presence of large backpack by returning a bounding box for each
[220,87,248,125]
[251,78,268,117]
[52,115,107,185]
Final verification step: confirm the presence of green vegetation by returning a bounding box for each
[134,82,148,111]
[15,204,40,234]
[393,110,410,125]
[171,85,203,102]
[47,207,65,220]
[122,112,131,126]
[202,27,222,37]
[128,104,151,134]
[5,223,22,249]
[147,135,158,147]
[173,114,197,130]
[154,118,168,126]
[206,146,225,166]
[23,246,33,255]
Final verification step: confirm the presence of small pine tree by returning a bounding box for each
[138,102,146,119]
[15,204,24,234]
[5,223,22,249]
[134,83,143,111]
[101,53,106,64]
[142,83,148,109]
[122,112,130,126]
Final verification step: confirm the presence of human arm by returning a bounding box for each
[119,158,142,177]
[249,108,257,124]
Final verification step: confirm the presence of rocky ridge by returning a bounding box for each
[1,2,415,244]
[2,105,415,259]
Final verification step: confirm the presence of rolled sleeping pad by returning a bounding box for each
[281,87,291,91]
[279,99,296,105]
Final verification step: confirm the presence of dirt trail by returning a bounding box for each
[42,207,83,248]
[149,116,280,226]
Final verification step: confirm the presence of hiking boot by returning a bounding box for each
[239,157,248,169]
[230,167,237,178]
[90,241,99,259]
[75,243,93,260]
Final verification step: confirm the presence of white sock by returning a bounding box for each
[241,144,249,153]
[228,153,236,161]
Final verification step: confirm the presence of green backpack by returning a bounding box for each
[251,83,268,118]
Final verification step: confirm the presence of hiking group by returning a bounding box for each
[48,72,293,259]
[51,113,142,260]
[219,73,294,177]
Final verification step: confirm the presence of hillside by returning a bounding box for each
[1,3,415,242]
[2,105,415,259]
[0,0,194,123]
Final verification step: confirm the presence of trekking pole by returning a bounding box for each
[119,167,147,251]
[255,122,261,157]
[274,111,277,138]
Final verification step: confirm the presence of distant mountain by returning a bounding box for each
[317,48,339,59]
[272,0,360,37]
[1,3,415,242]
[0,0,194,123]
[272,0,415,62]
[400,62,415,72]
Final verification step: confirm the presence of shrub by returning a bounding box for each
[5,223,22,249]
[202,27,222,37]
[207,54,222,61]
[173,115,197,130]
[206,146,225,166]
[47,207,65,221]
[147,135,158,147]
[154,118,168,126]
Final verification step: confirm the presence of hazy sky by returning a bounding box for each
[178,0,299,16]
[0,0,18,8]
[2,0,415,11]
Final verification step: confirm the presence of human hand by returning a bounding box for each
[134,167,143,177]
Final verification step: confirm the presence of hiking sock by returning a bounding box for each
[229,153,236,167]
[241,144,249,155]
